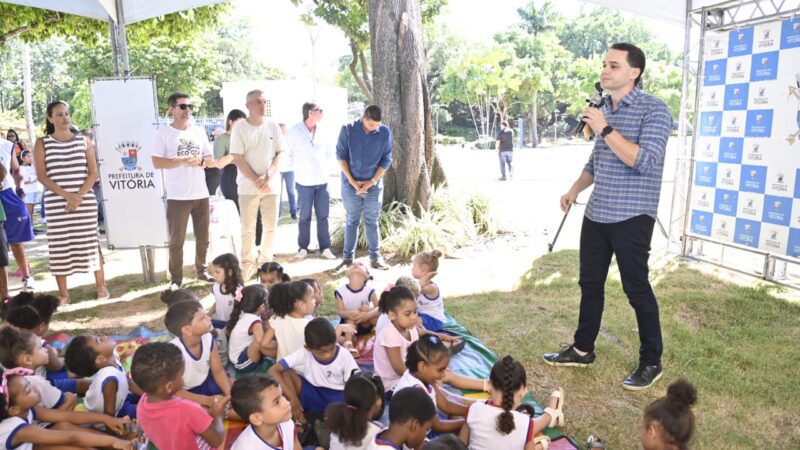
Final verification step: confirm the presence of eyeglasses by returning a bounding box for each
[176,104,194,110]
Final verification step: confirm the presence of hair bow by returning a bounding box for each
[234,286,244,303]
[383,283,395,293]
[0,367,33,406]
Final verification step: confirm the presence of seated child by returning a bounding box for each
[226,284,276,373]
[335,262,380,338]
[393,336,473,435]
[0,291,86,395]
[376,276,421,335]
[0,326,75,412]
[459,355,564,450]
[373,287,420,391]
[132,342,228,450]
[641,379,697,450]
[269,318,359,421]
[0,367,133,449]
[259,262,290,292]
[269,281,316,359]
[367,387,436,450]
[163,296,233,412]
[299,278,324,318]
[64,334,139,419]
[412,250,446,332]
[326,372,386,450]
[230,375,301,450]
[210,253,243,327]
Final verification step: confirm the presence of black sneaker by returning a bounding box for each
[622,364,663,390]
[334,259,353,271]
[543,344,596,367]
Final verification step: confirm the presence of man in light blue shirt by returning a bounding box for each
[286,102,336,260]
[335,105,393,269]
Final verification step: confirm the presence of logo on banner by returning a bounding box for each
[771,172,789,193]
[745,110,773,137]
[745,142,763,162]
[715,189,738,216]
[695,190,712,210]
[780,18,800,49]
[740,165,767,193]
[704,60,726,86]
[695,162,717,187]
[691,210,712,236]
[762,225,787,253]
[729,28,753,56]
[740,194,761,219]
[709,37,725,57]
[108,140,157,190]
[734,219,761,248]
[719,138,743,163]
[700,112,722,136]
[724,84,748,110]
[750,52,778,81]
[756,27,775,50]
[763,195,792,226]
[787,73,800,145]
[719,166,737,188]
[788,229,800,259]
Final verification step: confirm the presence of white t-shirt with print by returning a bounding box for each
[278,345,359,390]
[212,283,236,322]
[26,375,64,409]
[335,284,376,313]
[19,166,42,194]
[229,119,286,195]
[227,312,262,369]
[152,124,212,200]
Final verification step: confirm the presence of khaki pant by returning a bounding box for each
[239,193,279,275]
[166,198,209,284]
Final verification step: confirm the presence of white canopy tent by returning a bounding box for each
[2,0,226,75]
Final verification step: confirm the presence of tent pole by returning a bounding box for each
[115,0,130,76]
[109,20,120,77]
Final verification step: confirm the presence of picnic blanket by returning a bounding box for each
[44,316,578,450]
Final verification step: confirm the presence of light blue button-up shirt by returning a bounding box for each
[583,87,673,223]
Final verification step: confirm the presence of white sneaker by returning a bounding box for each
[321,248,336,260]
[22,277,35,291]
[297,249,308,259]
[169,282,181,291]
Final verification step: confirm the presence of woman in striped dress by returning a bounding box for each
[33,101,108,304]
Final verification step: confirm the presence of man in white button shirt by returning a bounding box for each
[285,102,335,260]
[230,90,285,278]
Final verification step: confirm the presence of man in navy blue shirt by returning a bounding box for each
[336,105,393,269]
[543,43,673,390]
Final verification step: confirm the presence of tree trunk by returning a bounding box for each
[369,0,444,212]
[530,91,539,148]
[22,44,36,144]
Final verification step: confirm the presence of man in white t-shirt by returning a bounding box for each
[230,90,286,278]
[152,92,219,288]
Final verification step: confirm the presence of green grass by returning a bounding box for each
[447,250,800,449]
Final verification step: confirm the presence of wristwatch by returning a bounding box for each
[199,158,205,167]
[601,125,614,138]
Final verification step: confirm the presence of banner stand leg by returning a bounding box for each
[139,246,149,283]
[146,246,156,283]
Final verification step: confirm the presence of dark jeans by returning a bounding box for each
[574,215,663,366]
[296,183,331,251]
[279,171,297,216]
[205,167,221,196]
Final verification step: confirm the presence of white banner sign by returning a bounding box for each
[90,77,168,248]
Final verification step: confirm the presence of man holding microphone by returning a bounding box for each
[543,43,673,390]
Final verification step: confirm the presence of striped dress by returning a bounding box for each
[43,134,101,276]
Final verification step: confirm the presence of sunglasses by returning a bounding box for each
[175,104,194,110]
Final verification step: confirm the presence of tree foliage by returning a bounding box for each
[0,3,228,48]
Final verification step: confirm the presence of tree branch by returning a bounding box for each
[358,49,372,93]
[349,39,374,103]
[0,14,62,44]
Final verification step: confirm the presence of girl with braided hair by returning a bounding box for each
[459,355,565,450]
[393,335,473,436]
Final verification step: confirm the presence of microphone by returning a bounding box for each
[573,82,604,136]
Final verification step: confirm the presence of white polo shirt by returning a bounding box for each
[278,345,359,390]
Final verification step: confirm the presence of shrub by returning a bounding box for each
[467,193,497,235]
[435,135,465,145]
[330,200,405,251]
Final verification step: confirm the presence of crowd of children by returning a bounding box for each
[0,249,699,450]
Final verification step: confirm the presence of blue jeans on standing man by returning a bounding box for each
[341,181,382,261]
[279,171,297,217]
[296,183,331,252]
[499,150,513,179]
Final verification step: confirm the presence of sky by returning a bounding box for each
[236,0,685,83]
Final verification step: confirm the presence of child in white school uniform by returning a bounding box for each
[230,374,301,450]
